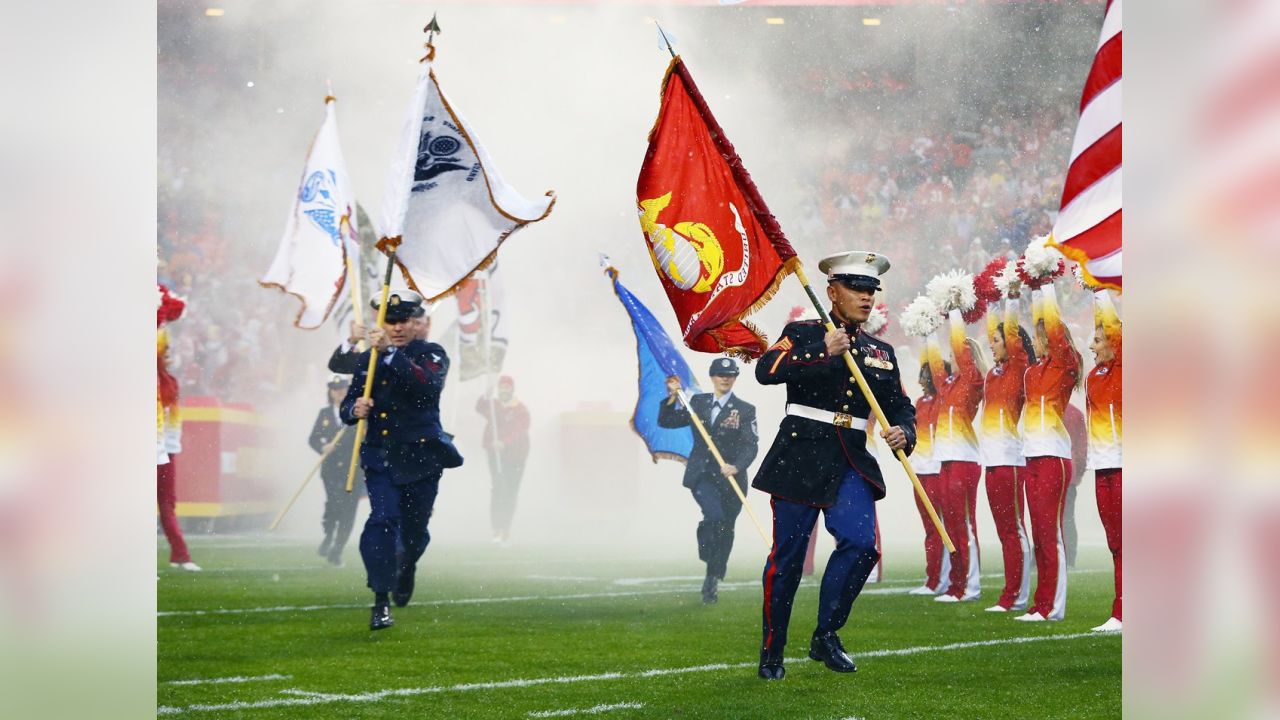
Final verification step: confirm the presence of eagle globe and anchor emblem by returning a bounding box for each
[638,191,731,294]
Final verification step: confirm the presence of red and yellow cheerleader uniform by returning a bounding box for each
[909,357,948,594]
[157,285,192,566]
[979,299,1033,611]
[1019,284,1080,621]
[1087,290,1122,625]
[930,310,985,601]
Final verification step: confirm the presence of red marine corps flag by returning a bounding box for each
[637,56,798,359]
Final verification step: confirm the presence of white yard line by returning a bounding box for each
[528,702,645,717]
[159,587,739,618]
[612,575,703,586]
[158,569,1108,618]
[157,632,1112,715]
[166,674,291,686]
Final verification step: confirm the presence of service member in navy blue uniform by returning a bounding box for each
[753,251,916,680]
[330,304,430,375]
[657,358,759,604]
[309,375,366,566]
[328,321,366,375]
[340,290,463,631]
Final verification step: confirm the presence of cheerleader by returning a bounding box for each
[158,284,200,572]
[1015,283,1082,621]
[907,355,952,596]
[978,297,1035,612]
[930,310,988,603]
[1087,290,1122,632]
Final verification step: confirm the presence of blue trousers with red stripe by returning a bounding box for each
[761,468,879,659]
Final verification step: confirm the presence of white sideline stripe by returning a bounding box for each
[155,632,1110,715]
[158,570,1111,618]
[613,575,702,586]
[528,702,645,717]
[159,588,708,618]
[167,674,291,686]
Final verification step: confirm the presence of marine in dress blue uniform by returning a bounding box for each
[340,290,463,631]
[657,357,759,604]
[753,251,917,679]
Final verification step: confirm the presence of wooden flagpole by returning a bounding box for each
[269,427,348,531]
[345,244,399,493]
[791,264,955,553]
[672,386,770,548]
[480,276,504,479]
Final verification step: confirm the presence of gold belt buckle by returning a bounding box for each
[833,412,853,428]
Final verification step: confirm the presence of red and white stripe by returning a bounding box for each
[1052,0,1122,291]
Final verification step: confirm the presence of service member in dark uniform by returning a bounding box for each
[657,358,759,604]
[340,289,463,631]
[329,304,431,375]
[753,251,916,680]
[308,375,366,567]
[329,321,367,375]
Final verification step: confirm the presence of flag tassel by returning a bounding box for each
[791,264,955,553]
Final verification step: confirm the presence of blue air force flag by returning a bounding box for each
[605,265,701,464]
[260,96,360,329]
[379,56,556,301]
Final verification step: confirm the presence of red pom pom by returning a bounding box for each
[157,284,186,326]
[973,257,1005,306]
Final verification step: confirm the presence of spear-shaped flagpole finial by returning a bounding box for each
[422,12,442,62]
[325,78,335,104]
[655,22,676,59]
[425,12,441,42]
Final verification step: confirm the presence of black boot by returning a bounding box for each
[701,574,719,605]
[758,647,785,680]
[369,603,394,631]
[393,563,416,607]
[809,631,857,673]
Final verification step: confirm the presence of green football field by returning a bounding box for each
[158,538,1121,719]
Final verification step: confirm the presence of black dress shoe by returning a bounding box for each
[369,603,394,631]
[809,631,857,673]
[757,662,785,680]
[393,566,415,607]
[758,647,785,680]
[701,575,718,605]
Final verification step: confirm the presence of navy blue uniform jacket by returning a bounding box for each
[309,405,360,481]
[751,320,916,507]
[656,392,759,496]
[339,340,463,484]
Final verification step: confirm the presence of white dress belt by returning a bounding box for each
[786,403,868,431]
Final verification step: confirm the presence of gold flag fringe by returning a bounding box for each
[1047,237,1121,294]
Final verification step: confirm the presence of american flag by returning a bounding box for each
[1052,0,1122,291]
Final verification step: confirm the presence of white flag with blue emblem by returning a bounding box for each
[260,97,360,329]
[378,56,555,301]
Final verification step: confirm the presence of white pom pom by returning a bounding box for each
[861,305,888,336]
[901,296,942,337]
[1022,234,1064,278]
[994,260,1020,297]
[925,270,977,313]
